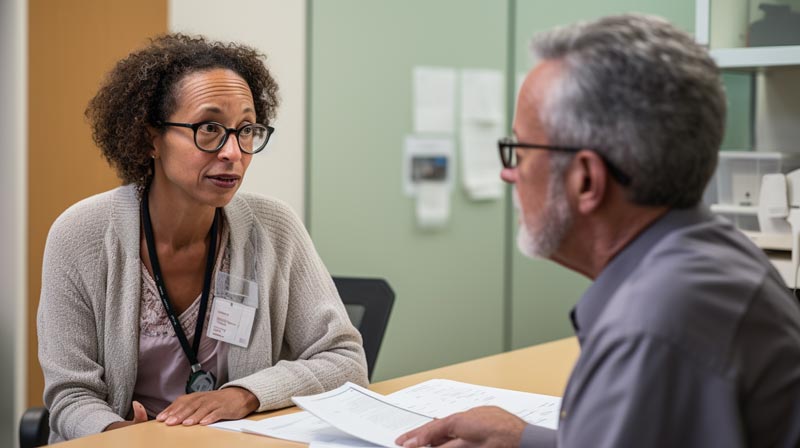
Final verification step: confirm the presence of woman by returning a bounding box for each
[37,34,368,442]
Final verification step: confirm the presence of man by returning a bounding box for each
[397,14,800,447]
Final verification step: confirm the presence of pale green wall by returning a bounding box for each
[309,0,509,381]
[308,0,751,380]
[720,72,752,150]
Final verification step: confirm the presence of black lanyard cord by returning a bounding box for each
[141,191,219,371]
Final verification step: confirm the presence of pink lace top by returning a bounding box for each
[132,225,231,418]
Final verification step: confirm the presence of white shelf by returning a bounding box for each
[710,204,758,215]
[768,252,797,288]
[741,230,792,251]
[719,150,800,160]
[710,46,800,70]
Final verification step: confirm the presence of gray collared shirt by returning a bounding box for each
[521,206,800,447]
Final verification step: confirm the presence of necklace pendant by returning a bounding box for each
[186,369,217,394]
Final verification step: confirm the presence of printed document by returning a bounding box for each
[292,383,433,448]
[385,379,560,428]
[211,379,561,447]
[242,411,372,446]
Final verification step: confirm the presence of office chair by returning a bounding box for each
[20,406,48,448]
[332,276,395,381]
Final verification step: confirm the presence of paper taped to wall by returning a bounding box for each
[460,69,505,200]
[413,67,457,134]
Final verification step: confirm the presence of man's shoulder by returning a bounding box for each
[593,216,794,368]
[617,214,779,316]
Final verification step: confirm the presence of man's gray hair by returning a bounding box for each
[531,14,725,208]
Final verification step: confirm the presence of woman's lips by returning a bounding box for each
[207,175,240,188]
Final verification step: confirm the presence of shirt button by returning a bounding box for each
[560,410,568,419]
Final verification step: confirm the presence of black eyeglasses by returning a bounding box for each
[158,121,275,154]
[497,137,631,186]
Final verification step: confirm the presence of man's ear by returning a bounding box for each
[568,150,608,215]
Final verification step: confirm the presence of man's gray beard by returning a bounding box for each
[515,177,573,259]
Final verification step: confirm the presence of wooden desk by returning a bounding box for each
[53,338,579,447]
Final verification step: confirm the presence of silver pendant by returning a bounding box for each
[186,370,217,394]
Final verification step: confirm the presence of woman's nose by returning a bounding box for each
[217,133,242,162]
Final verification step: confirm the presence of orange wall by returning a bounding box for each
[28,0,167,407]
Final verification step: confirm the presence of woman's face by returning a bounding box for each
[150,68,256,209]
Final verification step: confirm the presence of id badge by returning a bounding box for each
[214,271,258,308]
[208,297,256,348]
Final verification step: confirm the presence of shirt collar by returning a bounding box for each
[571,205,714,343]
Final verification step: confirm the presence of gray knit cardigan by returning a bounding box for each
[37,184,368,442]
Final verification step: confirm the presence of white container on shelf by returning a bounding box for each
[705,151,800,233]
[711,151,800,206]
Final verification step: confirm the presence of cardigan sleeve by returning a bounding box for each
[37,213,125,440]
[222,198,369,411]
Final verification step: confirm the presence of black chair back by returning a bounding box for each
[20,406,49,448]
[333,276,395,380]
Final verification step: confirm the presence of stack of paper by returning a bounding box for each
[210,379,560,448]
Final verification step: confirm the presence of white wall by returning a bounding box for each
[0,0,27,445]
[169,0,307,221]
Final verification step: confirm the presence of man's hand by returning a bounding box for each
[104,400,148,431]
[396,406,527,448]
[156,387,259,426]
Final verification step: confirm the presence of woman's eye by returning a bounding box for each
[239,125,253,136]
[198,123,220,134]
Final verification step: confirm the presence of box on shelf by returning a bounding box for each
[705,151,800,206]
[704,151,800,232]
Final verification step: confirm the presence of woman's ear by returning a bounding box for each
[569,150,608,215]
[145,125,159,158]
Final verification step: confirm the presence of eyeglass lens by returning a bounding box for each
[500,143,515,168]
[195,123,269,153]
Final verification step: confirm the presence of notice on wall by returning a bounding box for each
[403,136,454,229]
[460,69,505,200]
[413,67,457,134]
[403,136,454,196]
[415,182,450,229]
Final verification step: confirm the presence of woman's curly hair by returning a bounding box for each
[85,33,280,187]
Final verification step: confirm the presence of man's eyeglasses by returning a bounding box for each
[497,137,631,186]
[158,121,275,154]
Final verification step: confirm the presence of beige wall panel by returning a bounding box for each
[28,0,167,407]
[169,0,307,220]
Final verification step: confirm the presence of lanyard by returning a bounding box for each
[141,191,219,376]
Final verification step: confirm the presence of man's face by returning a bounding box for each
[505,61,573,259]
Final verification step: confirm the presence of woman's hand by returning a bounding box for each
[156,387,259,426]
[104,400,149,431]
